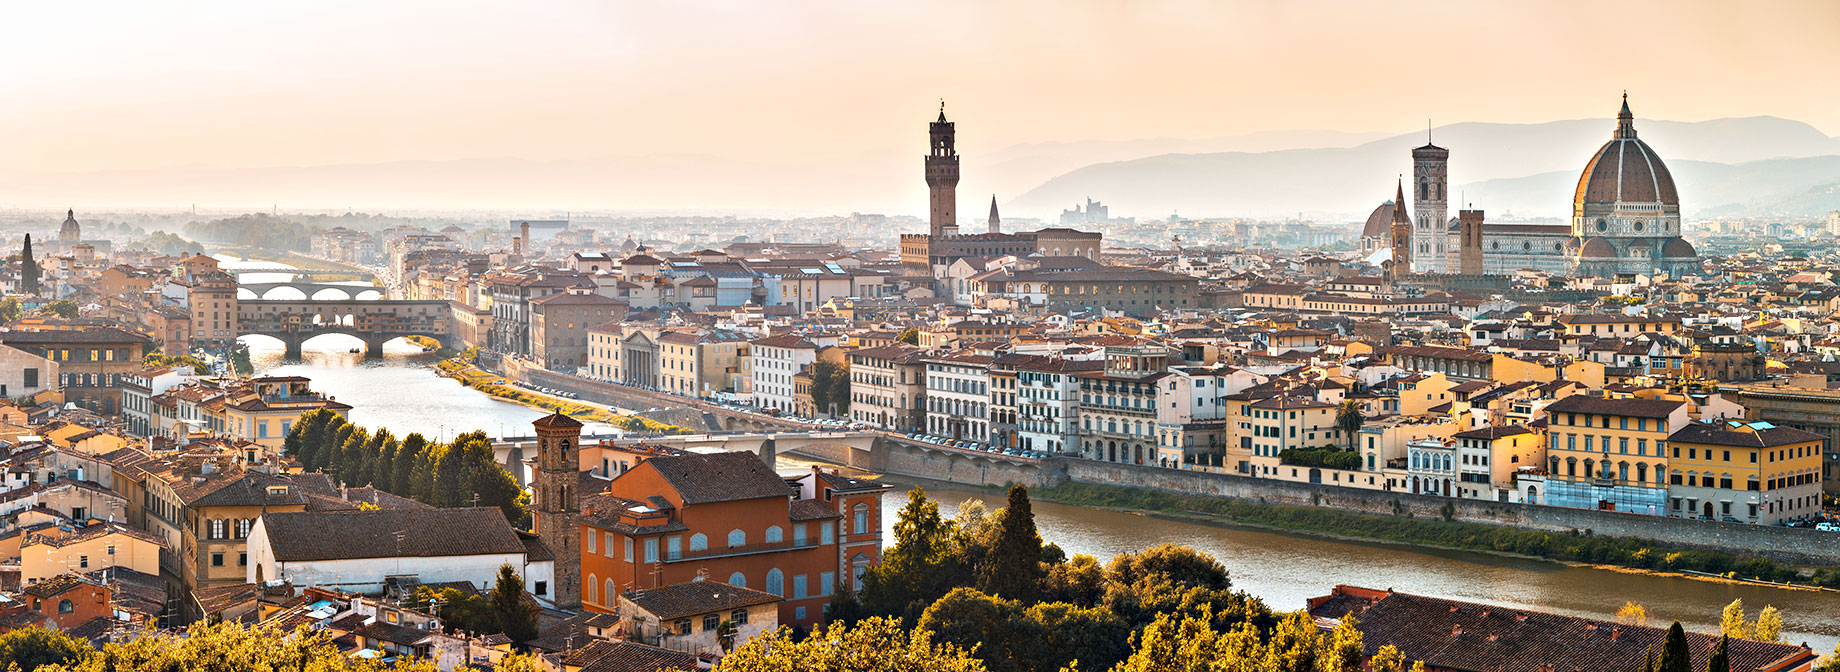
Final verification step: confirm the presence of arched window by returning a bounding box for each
[605,579,615,604]
[728,529,746,548]
[689,533,708,551]
[853,503,869,535]
[766,569,784,596]
[588,573,599,604]
[728,572,747,588]
[765,526,784,544]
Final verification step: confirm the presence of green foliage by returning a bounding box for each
[1033,481,1821,585]
[406,586,494,636]
[489,564,539,644]
[1101,544,1270,632]
[1107,608,1350,672]
[1707,635,1730,672]
[19,234,38,296]
[1755,605,1783,643]
[1277,447,1362,471]
[1335,400,1364,448]
[33,619,440,672]
[976,485,1045,603]
[712,616,987,672]
[809,359,851,416]
[230,342,255,375]
[0,297,21,323]
[1658,622,1692,672]
[1720,599,1748,640]
[40,299,79,319]
[132,230,205,256]
[186,213,319,252]
[0,626,92,671]
[898,327,920,345]
[282,417,529,525]
[143,351,209,375]
[854,488,965,619]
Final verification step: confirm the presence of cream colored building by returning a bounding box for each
[21,521,164,585]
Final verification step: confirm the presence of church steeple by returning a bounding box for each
[1392,178,1411,224]
[987,195,1001,234]
[1615,91,1637,139]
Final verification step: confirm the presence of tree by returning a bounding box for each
[712,616,986,672]
[41,300,79,319]
[320,419,353,472]
[1025,600,1130,672]
[1042,553,1106,607]
[1320,614,1365,672]
[1617,600,1651,627]
[372,434,400,489]
[392,433,428,494]
[19,234,38,296]
[1754,605,1782,643]
[715,620,739,653]
[1720,598,1748,640]
[334,427,370,485]
[1658,622,1693,672]
[898,327,920,345]
[1369,645,1408,672]
[0,626,92,670]
[857,488,961,618]
[976,485,1045,603]
[1335,400,1364,449]
[1102,543,1269,631]
[489,563,539,644]
[914,588,1038,672]
[1706,635,1730,672]
[810,360,852,417]
[410,441,441,502]
[33,619,442,672]
[0,297,19,323]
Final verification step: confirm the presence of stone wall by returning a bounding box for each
[1058,459,1840,566]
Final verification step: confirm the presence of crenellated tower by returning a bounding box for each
[927,102,960,237]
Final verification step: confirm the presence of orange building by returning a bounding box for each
[576,451,886,627]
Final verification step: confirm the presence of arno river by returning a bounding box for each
[228,249,1840,652]
[244,345,1840,652]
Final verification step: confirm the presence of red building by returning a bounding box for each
[576,451,886,627]
[2,574,114,632]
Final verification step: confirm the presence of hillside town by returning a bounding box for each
[3,97,1840,671]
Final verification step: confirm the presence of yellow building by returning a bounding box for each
[20,521,165,585]
[220,376,351,449]
[1664,420,1825,524]
[40,421,131,456]
[1542,395,1688,514]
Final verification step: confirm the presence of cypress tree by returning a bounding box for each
[410,442,440,502]
[1705,635,1729,672]
[488,563,538,643]
[373,435,399,490]
[335,427,368,485]
[320,418,352,472]
[976,485,1045,603]
[1658,622,1692,672]
[19,234,38,295]
[393,433,428,495]
[357,429,391,487]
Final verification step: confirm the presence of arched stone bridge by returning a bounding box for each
[236,282,387,301]
[237,299,457,358]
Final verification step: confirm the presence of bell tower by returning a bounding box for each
[926,101,960,237]
[1384,179,1412,289]
[533,412,583,610]
[1412,128,1449,273]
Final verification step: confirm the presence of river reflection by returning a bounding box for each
[244,338,616,440]
[887,482,1840,653]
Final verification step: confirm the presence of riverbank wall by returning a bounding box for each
[1055,459,1840,566]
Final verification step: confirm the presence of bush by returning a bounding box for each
[1277,448,1362,471]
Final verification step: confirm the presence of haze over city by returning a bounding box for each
[5,0,1840,216]
[5,4,1840,672]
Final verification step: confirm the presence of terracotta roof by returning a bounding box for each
[1544,394,1683,419]
[1668,421,1823,448]
[258,508,527,562]
[562,639,698,672]
[620,581,780,621]
[1310,586,1813,672]
[638,452,791,505]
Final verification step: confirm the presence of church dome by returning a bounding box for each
[1572,95,1679,219]
[1661,237,1697,258]
[1361,201,1398,239]
[1578,237,1617,258]
[59,209,80,240]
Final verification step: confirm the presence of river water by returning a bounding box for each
[896,484,1840,653]
[220,258,1840,652]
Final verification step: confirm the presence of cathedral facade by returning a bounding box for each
[1361,95,1698,279]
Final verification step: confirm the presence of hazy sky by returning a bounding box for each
[3,0,1837,207]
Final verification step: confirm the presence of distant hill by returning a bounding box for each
[1012,116,1840,219]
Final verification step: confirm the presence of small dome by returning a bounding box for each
[1361,201,1398,239]
[1579,237,1617,258]
[1661,237,1697,258]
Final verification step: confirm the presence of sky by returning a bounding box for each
[2,0,1837,212]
